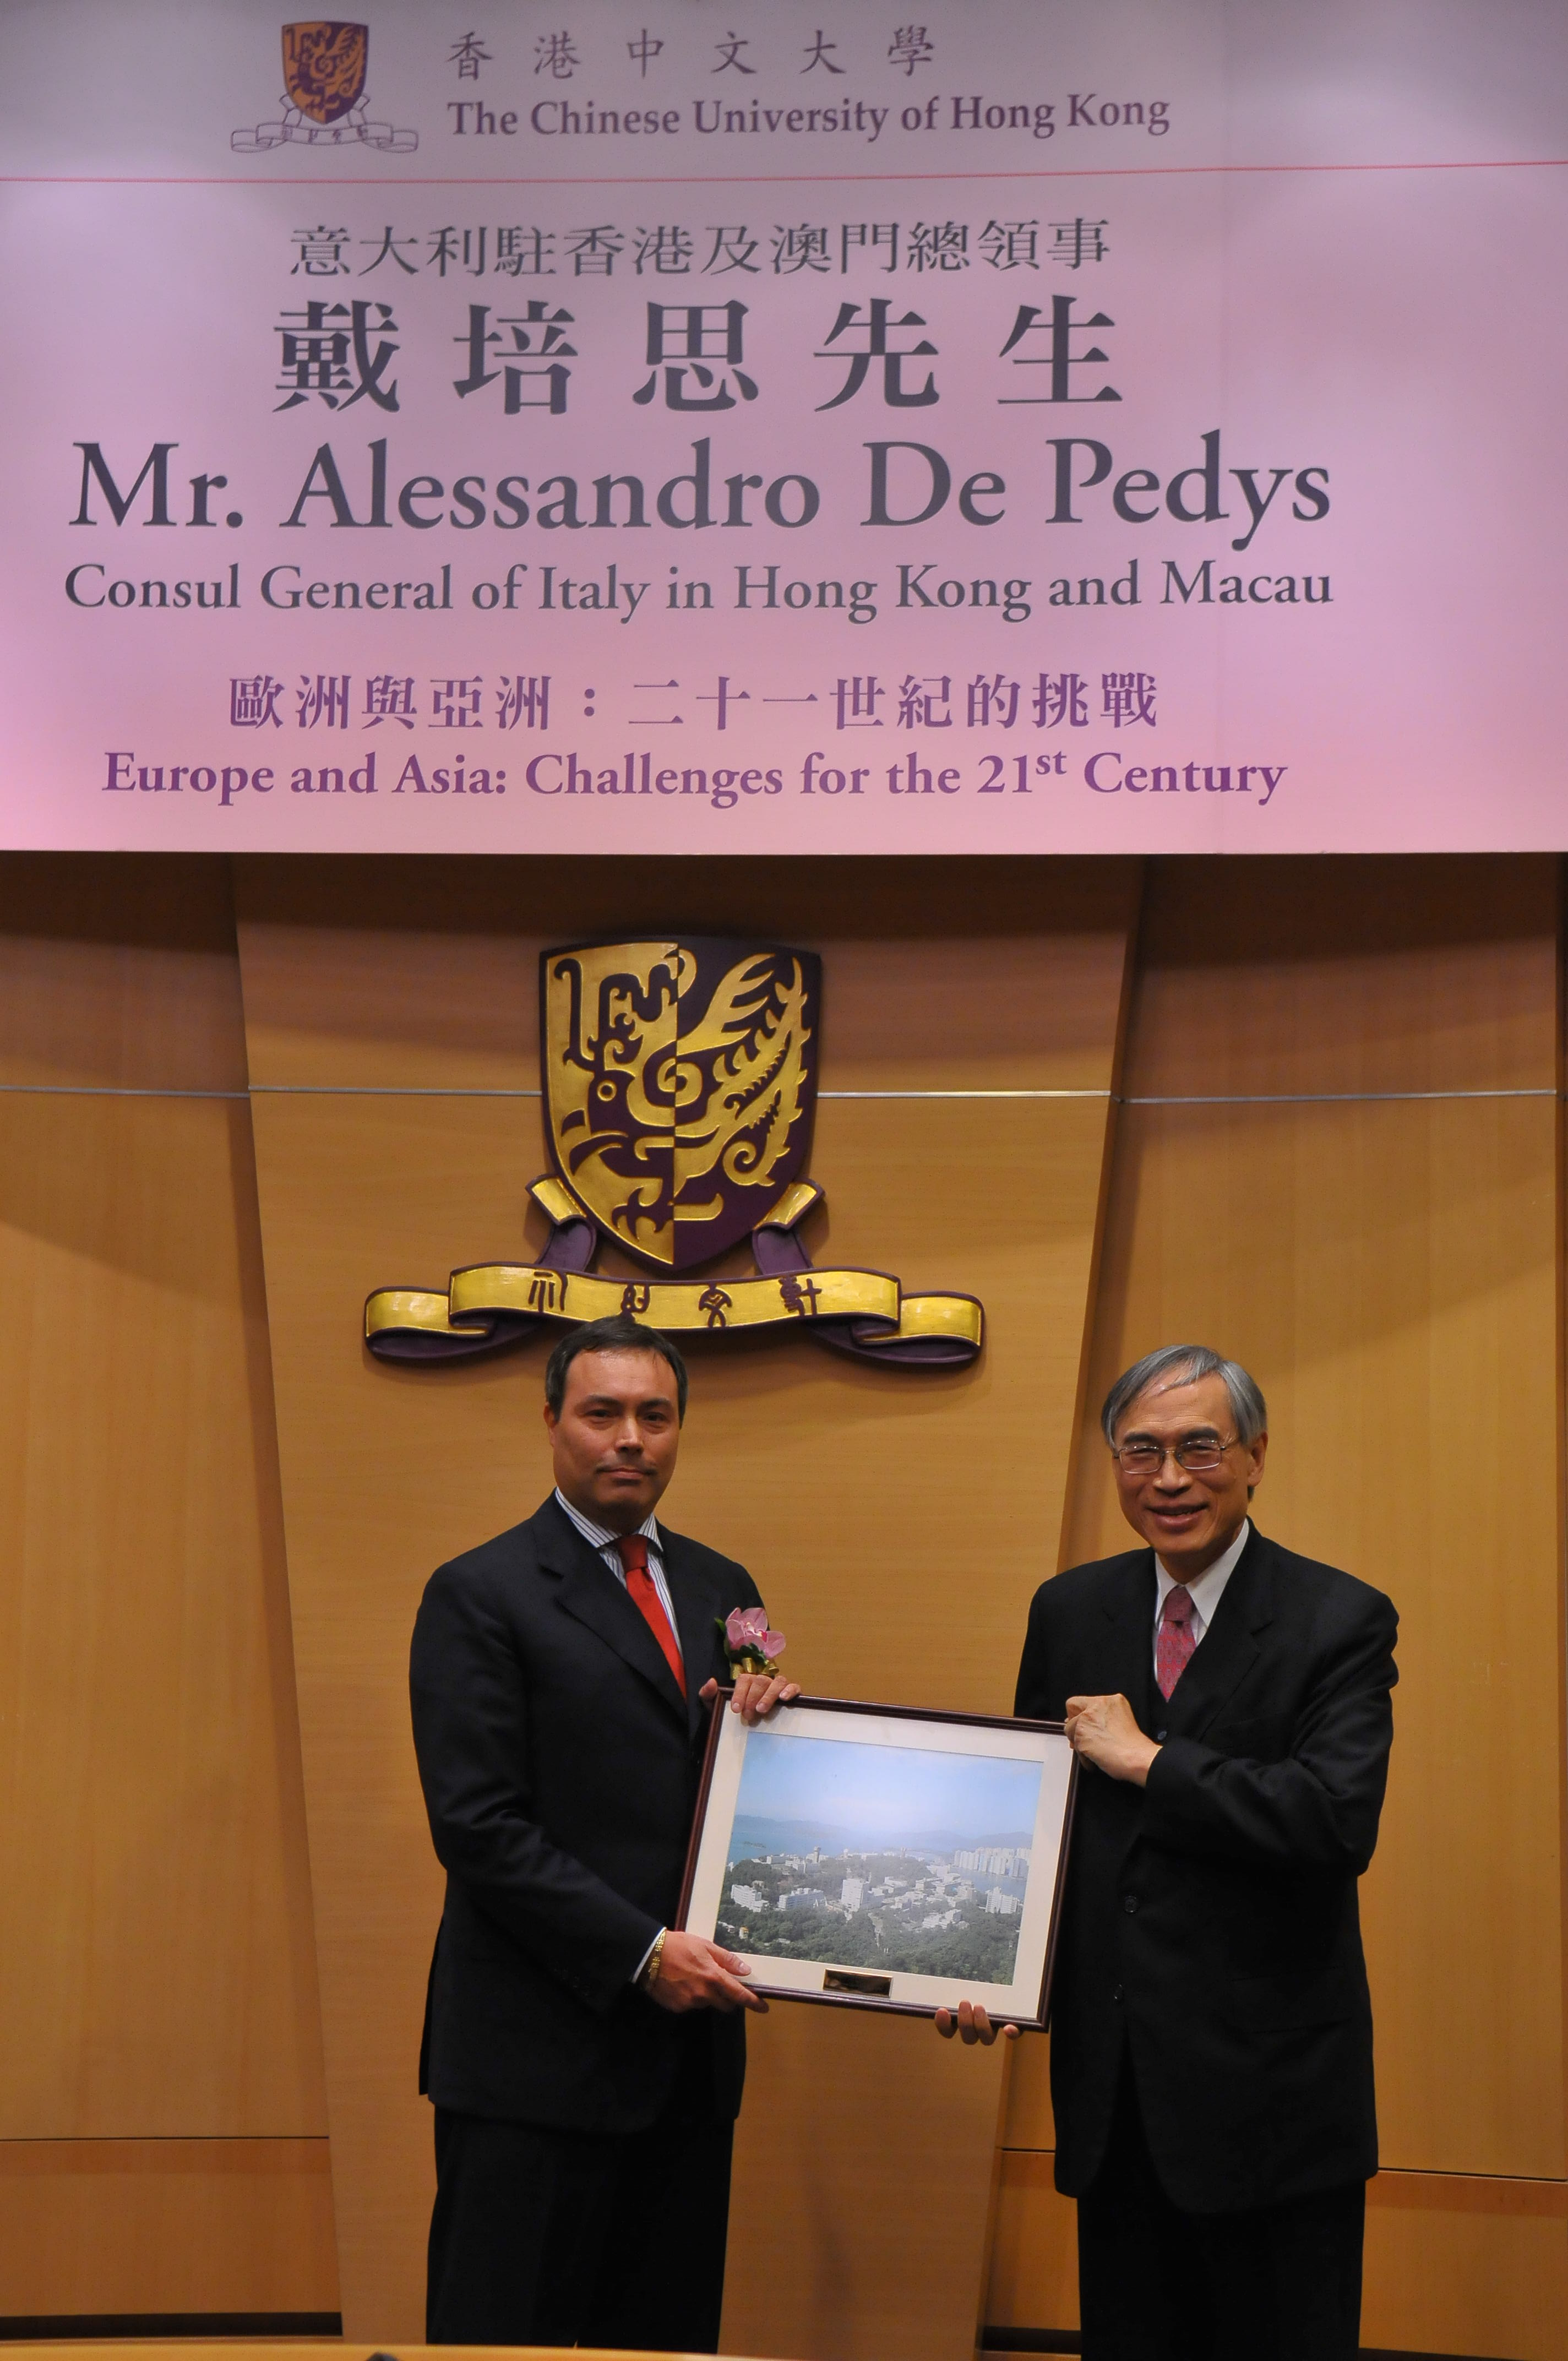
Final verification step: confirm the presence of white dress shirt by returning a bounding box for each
[553,1487,684,1668]
[1152,1518,1250,1675]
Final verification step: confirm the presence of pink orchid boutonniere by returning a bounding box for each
[720,1605,787,1678]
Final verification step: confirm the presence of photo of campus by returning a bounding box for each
[716,1728,1043,1983]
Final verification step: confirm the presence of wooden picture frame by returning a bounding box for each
[677,1694,1077,2026]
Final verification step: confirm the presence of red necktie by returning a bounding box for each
[614,1535,686,1697]
[1156,1584,1197,1700]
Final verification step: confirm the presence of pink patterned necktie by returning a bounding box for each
[1156,1584,1197,1700]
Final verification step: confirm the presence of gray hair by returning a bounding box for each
[1101,1345,1267,1448]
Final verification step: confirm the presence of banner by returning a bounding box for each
[364,1178,985,1366]
[3,0,1565,851]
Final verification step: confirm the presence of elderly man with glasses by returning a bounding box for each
[944,1343,1397,2361]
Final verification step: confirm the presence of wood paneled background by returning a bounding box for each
[0,852,1561,2360]
[0,856,336,2326]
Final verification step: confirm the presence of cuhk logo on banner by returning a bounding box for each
[233,21,417,152]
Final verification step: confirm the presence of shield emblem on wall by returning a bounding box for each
[281,21,368,124]
[542,938,821,1271]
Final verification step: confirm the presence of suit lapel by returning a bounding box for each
[1102,1554,1161,1734]
[1161,1527,1273,1740]
[662,1528,719,1742]
[537,1501,690,1727]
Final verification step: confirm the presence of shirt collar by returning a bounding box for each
[1155,1517,1250,1630]
[554,1486,661,1557]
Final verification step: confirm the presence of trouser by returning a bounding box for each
[1076,2053,1365,2361]
[426,2076,734,2349]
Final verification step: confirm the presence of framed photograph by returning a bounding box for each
[678,1695,1077,2026]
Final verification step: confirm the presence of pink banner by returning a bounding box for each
[3,0,1565,850]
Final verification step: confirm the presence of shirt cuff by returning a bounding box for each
[631,1927,666,1985]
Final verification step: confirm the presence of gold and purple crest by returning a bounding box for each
[281,21,368,124]
[542,938,820,1273]
[366,937,981,1372]
[232,20,416,151]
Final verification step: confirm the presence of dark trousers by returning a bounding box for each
[1077,2055,1365,2361]
[426,2081,733,2352]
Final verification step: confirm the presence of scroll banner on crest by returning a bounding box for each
[3,1,1566,852]
[364,1179,983,1367]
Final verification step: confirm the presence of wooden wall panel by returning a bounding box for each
[1110,855,1556,1101]
[0,856,332,2319]
[232,853,1140,2349]
[0,855,250,1092]
[986,2149,1079,2340]
[990,854,1566,2354]
[0,1094,329,2140]
[233,852,1135,1096]
[1363,2173,1568,2361]
[987,2163,1568,2361]
[0,2139,336,2318]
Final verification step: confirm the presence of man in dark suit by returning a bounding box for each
[409,1312,797,2351]
[943,1343,1397,2361]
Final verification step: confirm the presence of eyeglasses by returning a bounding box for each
[1110,1434,1240,1475]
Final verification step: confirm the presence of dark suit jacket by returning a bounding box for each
[410,1494,764,2135]
[1015,1526,1397,2213]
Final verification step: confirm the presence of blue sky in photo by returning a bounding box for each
[733,1728,1041,1843]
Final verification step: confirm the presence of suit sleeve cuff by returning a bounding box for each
[548,1901,664,2015]
[631,1927,666,1986]
[1140,1733,1206,1822]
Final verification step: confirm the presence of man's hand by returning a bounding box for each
[1064,1692,1160,1786]
[699,1671,802,1724]
[646,1931,768,2015]
[935,1999,1022,2046]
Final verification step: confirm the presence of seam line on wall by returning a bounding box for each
[251,1084,538,1096]
[243,1084,1119,1099]
[0,1084,1557,1105]
[0,1084,251,1098]
[998,2145,1568,2184]
[0,2132,331,2145]
[1120,1088,1559,1105]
